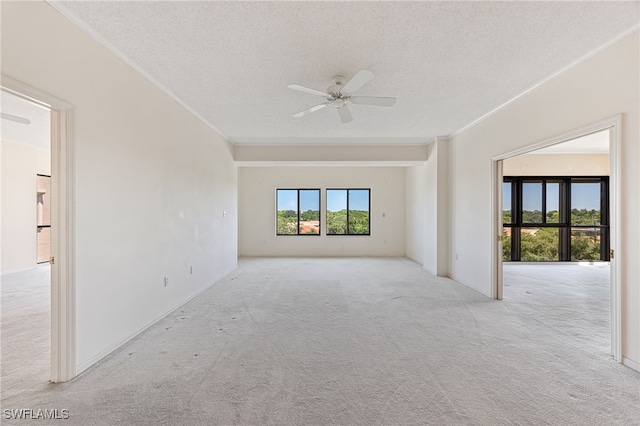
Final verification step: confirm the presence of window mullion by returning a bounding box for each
[514,178,521,260]
[297,190,301,235]
[602,178,610,260]
[346,189,350,235]
[542,179,547,224]
[557,178,568,261]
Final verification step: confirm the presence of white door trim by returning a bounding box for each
[491,115,622,363]
[492,159,504,300]
[1,74,77,382]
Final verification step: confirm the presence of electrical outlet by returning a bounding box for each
[164,277,168,287]
[190,266,193,275]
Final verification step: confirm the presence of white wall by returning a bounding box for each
[504,153,609,176]
[405,164,427,265]
[1,2,237,371]
[405,147,436,271]
[1,140,50,273]
[239,167,405,257]
[449,32,639,367]
[405,140,449,276]
[436,140,450,276]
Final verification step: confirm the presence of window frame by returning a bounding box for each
[325,188,371,236]
[275,188,321,236]
[503,176,609,262]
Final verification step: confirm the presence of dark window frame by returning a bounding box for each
[326,188,371,236]
[275,188,321,236]
[504,176,609,261]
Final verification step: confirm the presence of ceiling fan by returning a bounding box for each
[1,112,31,125]
[288,69,396,124]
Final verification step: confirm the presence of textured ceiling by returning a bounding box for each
[0,91,50,151]
[51,1,639,146]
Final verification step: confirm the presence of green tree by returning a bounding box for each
[546,210,559,223]
[571,208,600,225]
[327,210,347,234]
[277,210,297,235]
[504,205,605,261]
[571,229,600,260]
[348,210,369,234]
[300,209,319,221]
[522,210,542,223]
[503,229,511,260]
[520,228,558,261]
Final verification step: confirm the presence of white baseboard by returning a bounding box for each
[76,266,237,375]
[622,357,640,372]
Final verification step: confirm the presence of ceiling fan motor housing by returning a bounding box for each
[327,75,347,98]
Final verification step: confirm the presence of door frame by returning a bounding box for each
[491,115,622,363]
[1,74,77,382]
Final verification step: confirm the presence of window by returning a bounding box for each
[503,177,609,261]
[326,189,370,235]
[276,189,320,235]
[522,181,543,223]
[502,181,512,224]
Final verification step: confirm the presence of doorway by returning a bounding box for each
[1,76,76,383]
[1,91,52,396]
[492,117,622,363]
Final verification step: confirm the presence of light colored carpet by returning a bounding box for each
[503,262,611,359]
[1,265,51,401]
[1,258,638,425]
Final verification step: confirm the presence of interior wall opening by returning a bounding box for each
[500,129,613,360]
[1,89,52,394]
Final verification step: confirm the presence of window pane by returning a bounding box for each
[326,190,347,235]
[502,227,512,261]
[276,190,297,235]
[299,189,320,235]
[520,227,559,261]
[348,190,370,235]
[546,182,560,223]
[571,182,601,225]
[503,182,512,224]
[571,227,601,261]
[522,182,543,223]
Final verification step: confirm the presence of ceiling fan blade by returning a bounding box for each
[350,96,396,107]
[337,105,353,124]
[288,84,330,98]
[1,112,31,125]
[342,69,374,94]
[292,103,328,118]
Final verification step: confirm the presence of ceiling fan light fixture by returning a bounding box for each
[1,112,31,125]
[288,69,395,124]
